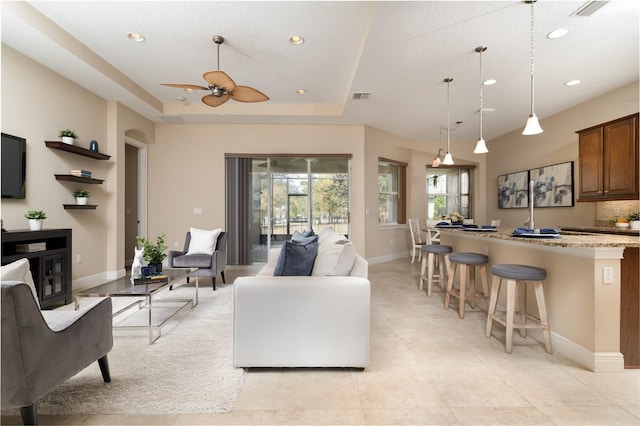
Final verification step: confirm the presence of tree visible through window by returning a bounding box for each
[378,158,407,224]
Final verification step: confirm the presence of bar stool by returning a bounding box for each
[419,244,452,297]
[444,252,489,319]
[485,264,552,354]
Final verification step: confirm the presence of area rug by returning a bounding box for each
[4,282,246,415]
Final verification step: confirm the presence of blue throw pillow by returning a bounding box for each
[273,239,319,276]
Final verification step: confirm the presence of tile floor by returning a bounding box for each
[2,258,639,425]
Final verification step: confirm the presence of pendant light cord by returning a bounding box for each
[529,1,536,115]
[479,49,484,138]
[446,78,451,153]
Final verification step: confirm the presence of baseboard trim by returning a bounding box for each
[72,269,126,292]
[367,252,410,264]
[550,331,624,372]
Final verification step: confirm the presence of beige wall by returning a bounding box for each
[1,47,154,286]
[486,81,639,229]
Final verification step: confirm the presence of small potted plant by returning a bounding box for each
[136,233,168,273]
[59,129,77,145]
[24,210,47,231]
[73,188,90,205]
[628,212,640,230]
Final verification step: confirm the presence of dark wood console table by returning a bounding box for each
[1,229,72,309]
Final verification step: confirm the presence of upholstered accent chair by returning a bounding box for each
[1,279,113,425]
[168,231,227,290]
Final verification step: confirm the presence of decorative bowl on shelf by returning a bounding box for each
[615,222,630,228]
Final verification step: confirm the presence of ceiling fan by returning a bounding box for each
[162,35,269,107]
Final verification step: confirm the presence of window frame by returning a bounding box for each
[378,157,407,225]
[425,165,475,221]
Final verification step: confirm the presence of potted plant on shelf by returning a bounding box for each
[136,233,167,273]
[628,212,640,230]
[73,188,90,205]
[58,129,77,145]
[24,210,47,231]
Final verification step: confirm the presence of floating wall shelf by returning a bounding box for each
[45,141,111,160]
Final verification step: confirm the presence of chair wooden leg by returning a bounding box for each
[458,264,468,319]
[517,282,527,338]
[20,403,37,425]
[419,254,427,291]
[98,354,111,383]
[486,275,501,337]
[505,279,516,353]
[469,265,476,310]
[442,255,450,291]
[534,281,553,354]
[212,277,216,291]
[221,270,226,284]
[427,253,437,297]
[444,263,457,310]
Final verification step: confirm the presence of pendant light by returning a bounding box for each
[522,0,543,135]
[442,78,455,165]
[474,46,489,154]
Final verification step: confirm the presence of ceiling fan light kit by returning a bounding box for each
[522,0,543,135]
[161,35,269,108]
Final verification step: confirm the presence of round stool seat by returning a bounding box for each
[449,252,488,265]
[491,264,547,281]
[421,244,452,254]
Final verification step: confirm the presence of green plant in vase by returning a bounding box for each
[73,188,90,205]
[58,129,77,145]
[24,210,47,231]
[136,233,168,273]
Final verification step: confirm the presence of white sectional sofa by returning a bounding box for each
[232,229,370,368]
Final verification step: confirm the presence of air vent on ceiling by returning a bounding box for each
[571,1,609,17]
[352,92,371,100]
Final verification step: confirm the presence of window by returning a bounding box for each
[378,158,407,224]
[426,166,473,220]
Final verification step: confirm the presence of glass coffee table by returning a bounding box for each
[75,268,198,344]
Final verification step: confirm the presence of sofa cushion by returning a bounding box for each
[312,233,356,276]
[1,258,40,308]
[273,240,319,276]
[186,227,221,255]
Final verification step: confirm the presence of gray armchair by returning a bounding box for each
[168,231,227,290]
[1,281,113,425]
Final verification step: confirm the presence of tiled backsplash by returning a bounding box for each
[596,200,640,224]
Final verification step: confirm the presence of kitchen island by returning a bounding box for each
[437,227,639,372]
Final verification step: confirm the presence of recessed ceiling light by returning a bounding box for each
[296,89,307,95]
[565,79,581,86]
[289,35,304,45]
[483,79,497,86]
[547,28,569,39]
[127,32,145,42]
[176,96,186,102]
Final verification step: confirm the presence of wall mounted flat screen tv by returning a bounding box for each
[1,133,27,199]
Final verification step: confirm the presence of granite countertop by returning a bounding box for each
[436,227,640,248]
[559,225,640,236]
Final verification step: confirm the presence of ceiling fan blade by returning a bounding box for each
[229,85,270,103]
[161,83,209,91]
[202,71,236,90]
[202,94,230,107]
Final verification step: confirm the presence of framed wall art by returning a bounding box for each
[497,170,529,209]
[529,161,574,207]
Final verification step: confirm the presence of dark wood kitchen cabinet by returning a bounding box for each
[577,113,639,201]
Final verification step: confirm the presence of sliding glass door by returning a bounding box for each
[227,155,350,264]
